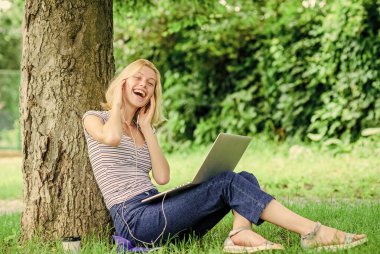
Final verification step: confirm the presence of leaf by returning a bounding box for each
[361,128,380,136]
[323,138,342,146]
[307,133,324,141]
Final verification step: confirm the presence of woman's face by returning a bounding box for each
[124,66,156,109]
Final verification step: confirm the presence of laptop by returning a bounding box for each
[141,133,252,203]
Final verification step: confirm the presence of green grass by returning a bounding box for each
[0,136,379,252]
[0,136,379,200]
[1,201,379,253]
[162,136,380,199]
[0,157,22,199]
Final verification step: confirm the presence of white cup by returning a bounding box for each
[62,236,81,253]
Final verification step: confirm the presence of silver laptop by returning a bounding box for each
[141,133,252,203]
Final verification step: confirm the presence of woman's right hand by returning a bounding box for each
[112,79,126,109]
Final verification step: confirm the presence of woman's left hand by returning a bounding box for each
[138,96,156,130]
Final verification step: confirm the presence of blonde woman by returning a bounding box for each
[82,59,367,253]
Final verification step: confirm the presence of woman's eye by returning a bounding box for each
[134,76,141,80]
[148,83,154,87]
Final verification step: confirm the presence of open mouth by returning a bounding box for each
[132,88,146,100]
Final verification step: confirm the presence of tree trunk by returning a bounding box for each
[20,0,114,241]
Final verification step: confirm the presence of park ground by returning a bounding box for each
[0,136,379,253]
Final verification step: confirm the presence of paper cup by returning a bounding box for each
[62,236,81,253]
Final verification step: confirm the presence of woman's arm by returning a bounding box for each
[141,126,170,185]
[83,82,124,146]
[138,96,170,185]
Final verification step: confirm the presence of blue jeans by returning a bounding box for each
[109,171,274,246]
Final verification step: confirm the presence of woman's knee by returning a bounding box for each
[213,171,260,188]
[217,170,236,181]
[238,171,260,187]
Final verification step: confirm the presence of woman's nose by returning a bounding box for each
[138,79,147,87]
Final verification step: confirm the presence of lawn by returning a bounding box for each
[1,201,379,253]
[163,136,380,199]
[0,157,22,200]
[0,136,379,253]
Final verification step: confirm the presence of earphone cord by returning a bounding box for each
[121,192,168,246]
[121,121,168,246]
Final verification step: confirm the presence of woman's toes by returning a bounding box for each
[271,243,285,250]
[318,226,366,246]
[302,223,367,250]
[353,234,367,241]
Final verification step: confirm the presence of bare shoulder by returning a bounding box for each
[83,113,106,143]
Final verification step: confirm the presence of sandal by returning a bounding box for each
[223,227,284,253]
[301,222,368,251]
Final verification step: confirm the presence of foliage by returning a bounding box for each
[114,0,380,151]
[0,72,20,131]
[1,1,380,151]
[0,0,22,69]
[0,120,20,150]
[0,0,23,132]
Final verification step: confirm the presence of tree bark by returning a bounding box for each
[20,0,114,241]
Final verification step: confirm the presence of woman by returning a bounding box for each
[83,59,367,252]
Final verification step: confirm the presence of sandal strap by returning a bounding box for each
[229,226,252,237]
[300,223,363,250]
[301,222,322,249]
[265,241,276,246]
[344,233,355,244]
[301,222,322,241]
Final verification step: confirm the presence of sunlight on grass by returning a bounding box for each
[163,136,380,199]
[0,157,22,200]
[239,139,380,199]
[1,137,379,200]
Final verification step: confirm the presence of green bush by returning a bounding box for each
[0,0,22,134]
[0,72,20,131]
[113,0,380,151]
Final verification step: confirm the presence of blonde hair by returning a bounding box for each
[102,59,166,127]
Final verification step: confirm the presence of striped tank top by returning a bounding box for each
[82,110,156,209]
